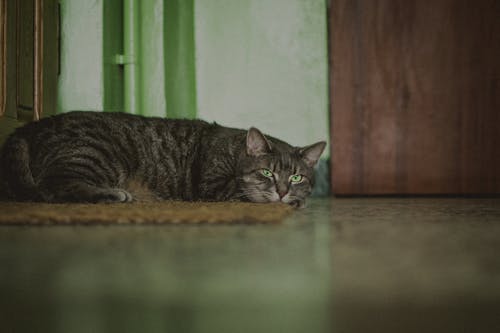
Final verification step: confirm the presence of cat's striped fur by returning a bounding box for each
[0,111,325,207]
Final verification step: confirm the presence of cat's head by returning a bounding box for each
[237,127,326,208]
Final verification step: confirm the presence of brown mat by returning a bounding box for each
[0,201,293,225]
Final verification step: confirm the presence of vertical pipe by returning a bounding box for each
[123,0,139,114]
[103,0,124,112]
[34,0,43,120]
[164,0,197,119]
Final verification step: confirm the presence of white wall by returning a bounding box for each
[194,0,329,154]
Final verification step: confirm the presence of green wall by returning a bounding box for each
[58,0,105,113]
[140,0,168,117]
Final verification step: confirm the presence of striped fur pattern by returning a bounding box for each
[0,112,325,207]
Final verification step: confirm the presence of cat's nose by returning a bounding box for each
[278,190,287,199]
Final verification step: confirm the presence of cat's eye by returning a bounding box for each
[289,174,303,183]
[260,169,274,178]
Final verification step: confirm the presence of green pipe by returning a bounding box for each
[103,0,124,112]
[123,0,140,114]
[164,0,197,119]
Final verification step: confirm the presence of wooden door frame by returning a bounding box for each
[0,0,6,117]
[1,0,49,146]
[33,0,43,121]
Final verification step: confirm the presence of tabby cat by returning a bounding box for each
[0,111,325,208]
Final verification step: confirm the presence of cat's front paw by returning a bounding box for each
[97,189,133,203]
[114,189,133,202]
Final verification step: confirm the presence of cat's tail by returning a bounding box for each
[0,136,39,201]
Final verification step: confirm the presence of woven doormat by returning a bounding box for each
[0,201,293,225]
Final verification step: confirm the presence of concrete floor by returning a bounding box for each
[1,198,500,332]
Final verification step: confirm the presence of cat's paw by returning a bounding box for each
[97,189,133,203]
[114,189,133,202]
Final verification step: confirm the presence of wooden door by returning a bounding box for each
[0,0,58,146]
[329,0,500,195]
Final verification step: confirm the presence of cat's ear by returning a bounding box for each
[299,141,326,167]
[246,127,271,156]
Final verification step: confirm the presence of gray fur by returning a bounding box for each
[0,111,325,207]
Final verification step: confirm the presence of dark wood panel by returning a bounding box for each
[0,0,58,146]
[17,0,34,115]
[0,0,6,117]
[330,0,500,194]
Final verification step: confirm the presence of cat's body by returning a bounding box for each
[0,111,325,207]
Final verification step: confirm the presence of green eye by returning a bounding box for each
[290,174,303,183]
[260,169,273,178]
